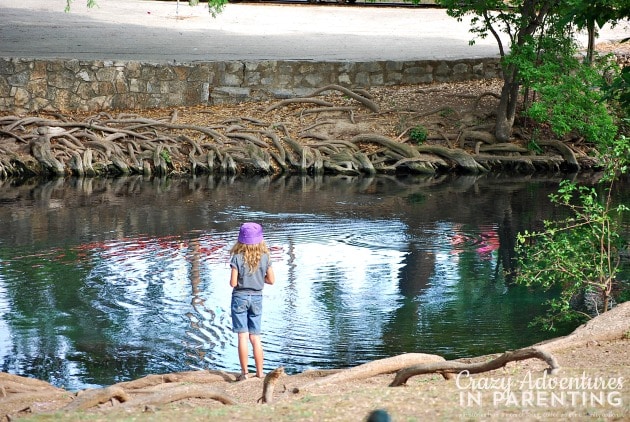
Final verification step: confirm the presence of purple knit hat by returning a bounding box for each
[238,222,264,245]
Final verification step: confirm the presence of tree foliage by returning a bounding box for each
[515,136,630,330]
[435,0,561,142]
[507,18,619,146]
[205,0,229,17]
[602,65,630,121]
[434,0,627,143]
[559,0,630,63]
[67,0,229,16]
[65,0,97,12]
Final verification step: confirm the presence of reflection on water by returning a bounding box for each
[0,174,627,390]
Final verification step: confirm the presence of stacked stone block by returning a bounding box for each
[0,57,501,113]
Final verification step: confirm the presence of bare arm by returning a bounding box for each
[265,266,275,285]
[230,267,238,288]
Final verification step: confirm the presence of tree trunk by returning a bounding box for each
[586,18,596,65]
[494,0,556,143]
[495,72,520,143]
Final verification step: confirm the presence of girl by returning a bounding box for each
[229,222,275,380]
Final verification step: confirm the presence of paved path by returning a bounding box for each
[1,0,627,63]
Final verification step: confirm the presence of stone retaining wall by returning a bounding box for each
[0,57,501,113]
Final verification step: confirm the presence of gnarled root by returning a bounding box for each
[0,83,598,180]
[389,347,560,387]
[293,353,445,394]
[418,145,487,174]
[538,139,580,171]
[306,84,380,113]
[30,130,65,176]
[63,386,130,411]
[120,384,237,409]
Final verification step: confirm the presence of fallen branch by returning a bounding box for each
[390,347,560,387]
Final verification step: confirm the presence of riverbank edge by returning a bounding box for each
[3,303,629,421]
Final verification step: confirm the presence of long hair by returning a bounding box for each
[230,241,269,274]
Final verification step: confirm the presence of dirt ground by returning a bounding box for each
[2,303,629,422]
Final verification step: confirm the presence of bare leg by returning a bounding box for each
[250,333,264,377]
[237,332,249,375]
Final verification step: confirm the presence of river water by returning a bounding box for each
[0,174,627,390]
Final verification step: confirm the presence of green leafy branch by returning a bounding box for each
[515,136,629,331]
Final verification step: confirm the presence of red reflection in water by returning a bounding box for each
[450,226,499,260]
[11,233,285,273]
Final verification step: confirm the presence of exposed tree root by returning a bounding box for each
[292,353,445,394]
[114,370,232,390]
[461,129,497,145]
[1,304,627,419]
[0,84,600,181]
[0,372,70,414]
[306,84,380,113]
[477,143,529,154]
[418,145,488,174]
[63,386,130,411]
[0,373,65,393]
[538,139,580,171]
[389,347,560,387]
[264,98,336,113]
[0,390,73,419]
[30,130,65,176]
[534,301,630,352]
[471,91,502,109]
[408,105,460,120]
[473,153,565,173]
[121,385,237,408]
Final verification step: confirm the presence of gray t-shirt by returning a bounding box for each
[230,253,271,295]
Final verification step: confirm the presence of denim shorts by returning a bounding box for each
[231,293,263,335]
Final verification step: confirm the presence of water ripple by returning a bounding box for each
[1,177,603,389]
